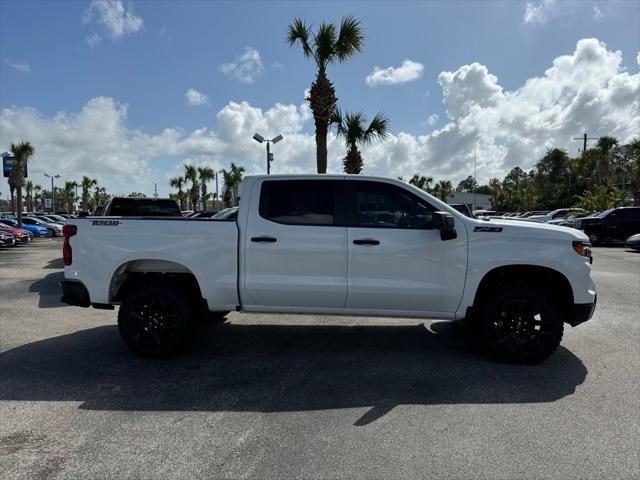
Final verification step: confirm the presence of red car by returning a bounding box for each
[0,226,33,244]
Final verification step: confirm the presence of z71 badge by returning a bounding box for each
[473,226,503,232]
[92,220,121,226]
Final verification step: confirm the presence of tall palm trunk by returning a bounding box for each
[309,70,336,174]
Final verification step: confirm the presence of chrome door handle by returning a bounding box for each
[353,239,380,246]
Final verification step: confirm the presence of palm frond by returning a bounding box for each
[287,18,313,59]
[335,16,364,62]
[314,22,337,69]
[363,112,390,145]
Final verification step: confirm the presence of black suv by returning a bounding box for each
[576,207,640,244]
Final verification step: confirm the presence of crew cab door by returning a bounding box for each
[242,179,348,308]
[345,180,467,314]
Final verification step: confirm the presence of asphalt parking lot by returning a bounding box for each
[1,239,639,480]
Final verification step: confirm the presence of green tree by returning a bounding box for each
[25,181,34,212]
[627,137,640,205]
[288,16,364,173]
[62,181,77,213]
[9,141,35,227]
[198,166,215,210]
[576,184,625,212]
[221,162,245,207]
[456,175,478,193]
[33,184,42,212]
[432,180,453,202]
[331,109,389,174]
[169,176,186,211]
[127,192,146,197]
[184,164,200,210]
[90,186,111,212]
[81,176,97,212]
[595,136,618,186]
[409,174,434,193]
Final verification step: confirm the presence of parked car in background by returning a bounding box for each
[548,211,595,228]
[0,230,16,247]
[103,197,182,217]
[526,208,585,223]
[473,209,496,218]
[211,206,238,220]
[448,204,472,217]
[625,233,640,251]
[191,210,220,218]
[0,219,47,237]
[518,211,550,218]
[0,224,33,244]
[21,216,62,237]
[576,207,640,245]
[181,210,194,217]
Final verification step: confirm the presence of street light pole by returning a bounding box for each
[253,133,283,175]
[44,173,60,212]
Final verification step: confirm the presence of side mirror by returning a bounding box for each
[433,211,457,241]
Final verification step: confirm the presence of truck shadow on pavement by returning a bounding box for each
[27,271,65,308]
[0,320,587,425]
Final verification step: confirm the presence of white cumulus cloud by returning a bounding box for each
[83,0,144,44]
[1,39,637,196]
[185,89,210,106]
[220,47,264,84]
[425,114,439,126]
[366,60,424,86]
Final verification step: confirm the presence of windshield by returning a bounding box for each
[597,208,614,218]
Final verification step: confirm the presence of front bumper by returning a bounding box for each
[60,280,91,307]
[568,295,597,326]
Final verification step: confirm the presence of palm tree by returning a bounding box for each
[432,180,453,202]
[331,110,389,174]
[409,174,434,193]
[595,136,618,186]
[25,181,34,212]
[288,16,364,173]
[184,164,200,210]
[9,141,35,227]
[33,185,42,212]
[169,176,186,211]
[62,181,77,213]
[81,176,97,212]
[221,162,245,207]
[198,166,215,210]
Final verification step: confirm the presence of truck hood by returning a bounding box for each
[477,218,589,241]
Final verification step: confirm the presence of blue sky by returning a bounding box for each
[1,0,639,196]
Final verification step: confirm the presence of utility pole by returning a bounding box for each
[154,183,158,198]
[473,147,477,213]
[573,133,597,153]
[215,171,219,207]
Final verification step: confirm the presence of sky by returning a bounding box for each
[1,0,639,197]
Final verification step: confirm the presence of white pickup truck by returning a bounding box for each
[61,175,597,363]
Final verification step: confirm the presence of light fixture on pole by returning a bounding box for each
[44,173,60,213]
[253,133,283,175]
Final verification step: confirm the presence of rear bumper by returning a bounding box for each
[60,280,91,307]
[568,295,597,327]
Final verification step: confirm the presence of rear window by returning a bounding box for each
[106,199,182,217]
[259,180,340,226]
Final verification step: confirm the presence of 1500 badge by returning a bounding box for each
[92,220,121,226]
[473,226,503,232]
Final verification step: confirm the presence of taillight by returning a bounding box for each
[63,224,77,266]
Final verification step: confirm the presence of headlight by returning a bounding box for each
[573,240,592,263]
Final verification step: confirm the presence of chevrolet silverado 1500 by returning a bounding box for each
[61,175,597,363]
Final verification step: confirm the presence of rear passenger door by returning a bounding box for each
[243,179,348,309]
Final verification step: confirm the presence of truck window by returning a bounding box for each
[107,199,182,217]
[350,181,435,229]
[259,180,340,226]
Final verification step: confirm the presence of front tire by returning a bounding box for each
[118,280,198,357]
[46,228,55,237]
[477,287,564,364]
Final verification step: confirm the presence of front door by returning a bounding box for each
[243,179,348,308]
[345,180,467,314]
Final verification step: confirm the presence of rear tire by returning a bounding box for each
[118,280,198,357]
[476,287,564,364]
